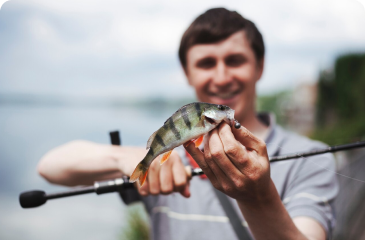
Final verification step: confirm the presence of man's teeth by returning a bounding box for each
[215,92,236,99]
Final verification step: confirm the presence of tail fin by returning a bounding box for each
[129,163,149,186]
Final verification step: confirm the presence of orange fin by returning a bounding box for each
[160,150,173,165]
[194,135,204,147]
[130,163,149,186]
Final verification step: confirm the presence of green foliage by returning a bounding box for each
[119,203,150,240]
[312,53,365,145]
[257,91,291,126]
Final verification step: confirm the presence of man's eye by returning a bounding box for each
[225,55,246,67]
[196,58,216,69]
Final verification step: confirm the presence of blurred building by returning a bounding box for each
[282,83,317,136]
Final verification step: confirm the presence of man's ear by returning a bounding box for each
[183,66,193,86]
[255,57,265,82]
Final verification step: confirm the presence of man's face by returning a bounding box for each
[185,31,264,122]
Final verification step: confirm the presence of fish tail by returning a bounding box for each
[130,162,149,186]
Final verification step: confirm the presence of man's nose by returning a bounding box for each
[212,61,232,86]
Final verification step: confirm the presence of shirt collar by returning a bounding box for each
[257,112,287,159]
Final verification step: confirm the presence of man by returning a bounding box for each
[38,8,338,240]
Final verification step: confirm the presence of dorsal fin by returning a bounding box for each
[146,130,158,149]
[164,117,171,125]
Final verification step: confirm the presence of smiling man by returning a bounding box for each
[38,8,338,240]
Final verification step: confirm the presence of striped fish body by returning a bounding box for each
[130,102,235,185]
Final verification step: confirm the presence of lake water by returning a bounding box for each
[2,102,365,240]
[0,103,178,240]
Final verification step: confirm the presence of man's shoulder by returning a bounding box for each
[273,125,327,155]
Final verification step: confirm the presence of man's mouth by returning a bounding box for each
[208,89,241,100]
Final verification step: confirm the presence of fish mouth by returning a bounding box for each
[205,116,216,125]
[224,109,235,127]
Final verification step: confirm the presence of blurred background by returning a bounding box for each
[0,0,364,239]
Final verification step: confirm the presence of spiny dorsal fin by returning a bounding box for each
[146,130,158,149]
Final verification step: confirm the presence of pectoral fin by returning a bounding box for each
[160,150,173,165]
[194,135,204,147]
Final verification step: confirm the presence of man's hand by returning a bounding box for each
[136,150,191,198]
[184,122,270,203]
[38,141,191,196]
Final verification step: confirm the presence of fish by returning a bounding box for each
[129,102,237,186]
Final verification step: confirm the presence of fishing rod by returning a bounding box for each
[19,131,365,209]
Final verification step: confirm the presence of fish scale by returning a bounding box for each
[129,102,236,186]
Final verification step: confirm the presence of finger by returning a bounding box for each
[218,123,250,170]
[184,140,218,185]
[206,129,238,184]
[159,155,174,195]
[232,124,267,155]
[171,156,188,194]
[148,158,161,195]
[180,183,191,198]
[138,177,150,196]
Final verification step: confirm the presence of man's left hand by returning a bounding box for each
[184,122,271,203]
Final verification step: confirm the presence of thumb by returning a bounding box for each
[232,125,266,155]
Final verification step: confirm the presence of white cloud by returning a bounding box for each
[0,0,364,98]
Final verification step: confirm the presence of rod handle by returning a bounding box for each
[19,190,47,208]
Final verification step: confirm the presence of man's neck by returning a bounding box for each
[239,112,270,141]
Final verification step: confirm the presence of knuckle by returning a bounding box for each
[247,169,261,182]
[174,178,187,189]
[238,157,250,167]
[161,186,173,195]
[149,187,160,195]
[150,161,160,171]
[225,144,239,156]
[221,183,233,194]
[211,149,223,159]
[233,178,244,189]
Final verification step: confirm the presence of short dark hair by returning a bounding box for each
[178,8,265,69]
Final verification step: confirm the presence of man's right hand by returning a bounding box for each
[136,150,191,198]
[38,141,191,197]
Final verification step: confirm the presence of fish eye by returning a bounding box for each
[217,105,224,110]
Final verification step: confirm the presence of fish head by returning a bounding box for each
[203,104,236,127]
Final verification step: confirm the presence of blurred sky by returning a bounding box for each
[0,0,365,100]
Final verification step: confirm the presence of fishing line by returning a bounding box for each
[265,140,365,184]
[306,155,365,184]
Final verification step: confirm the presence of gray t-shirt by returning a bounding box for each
[136,114,338,240]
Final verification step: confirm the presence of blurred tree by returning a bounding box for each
[313,53,365,145]
[257,91,291,126]
[119,203,150,240]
